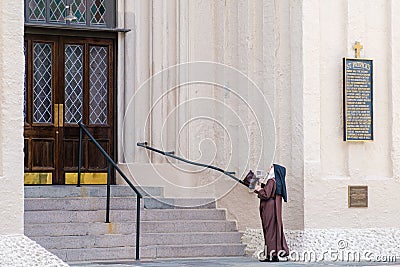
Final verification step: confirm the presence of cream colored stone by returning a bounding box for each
[0,0,398,260]
[114,0,400,232]
[0,0,24,235]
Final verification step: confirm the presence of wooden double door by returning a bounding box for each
[24,34,115,184]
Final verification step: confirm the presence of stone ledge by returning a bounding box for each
[0,235,68,266]
[242,228,400,262]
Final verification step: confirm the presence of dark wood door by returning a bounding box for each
[24,34,115,185]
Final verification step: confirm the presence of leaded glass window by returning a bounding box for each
[71,0,86,24]
[89,46,108,125]
[28,0,46,22]
[65,45,83,124]
[90,0,106,25]
[49,0,65,23]
[25,0,115,28]
[33,43,53,124]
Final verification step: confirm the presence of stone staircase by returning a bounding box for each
[24,185,245,262]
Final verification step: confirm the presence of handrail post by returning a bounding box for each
[77,125,83,187]
[106,162,111,223]
[77,123,143,259]
[136,195,140,260]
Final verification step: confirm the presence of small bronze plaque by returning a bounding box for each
[348,186,368,208]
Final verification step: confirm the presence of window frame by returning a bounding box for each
[24,0,116,29]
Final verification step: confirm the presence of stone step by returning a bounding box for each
[31,232,242,249]
[24,209,226,223]
[24,197,141,211]
[25,222,138,237]
[49,246,154,262]
[24,197,216,210]
[25,210,139,223]
[24,185,163,198]
[25,220,238,237]
[141,209,226,221]
[147,243,246,259]
[141,220,237,233]
[142,232,242,246]
[50,244,246,262]
[24,186,245,260]
[143,198,216,209]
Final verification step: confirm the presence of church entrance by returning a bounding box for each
[24,34,115,185]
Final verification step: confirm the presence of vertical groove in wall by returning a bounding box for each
[149,0,154,162]
[134,0,151,163]
[176,0,190,159]
[272,0,280,163]
[0,12,3,177]
[288,0,305,230]
[344,0,350,178]
[167,0,177,154]
[389,0,400,180]
[386,0,393,178]
[174,0,180,156]
[116,0,125,162]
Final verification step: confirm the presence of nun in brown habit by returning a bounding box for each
[254,164,289,262]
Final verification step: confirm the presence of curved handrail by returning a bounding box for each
[136,142,248,187]
[78,122,142,260]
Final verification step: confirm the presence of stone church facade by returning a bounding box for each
[0,0,399,264]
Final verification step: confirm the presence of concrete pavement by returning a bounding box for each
[70,256,400,267]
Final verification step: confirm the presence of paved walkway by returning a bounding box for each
[70,257,400,267]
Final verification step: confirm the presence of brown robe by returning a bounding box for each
[255,178,289,257]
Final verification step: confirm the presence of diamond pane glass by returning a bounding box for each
[90,0,106,25]
[33,43,53,124]
[24,42,27,122]
[65,45,83,124]
[71,0,86,24]
[49,0,66,23]
[89,46,108,125]
[28,0,46,22]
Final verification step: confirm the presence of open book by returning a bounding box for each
[243,170,267,189]
[242,170,260,189]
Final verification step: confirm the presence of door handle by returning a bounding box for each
[54,104,64,127]
[54,104,59,127]
[58,104,64,127]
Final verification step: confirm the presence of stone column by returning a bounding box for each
[0,0,24,234]
[121,0,152,163]
[389,0,400,181]
[150,0,178,162]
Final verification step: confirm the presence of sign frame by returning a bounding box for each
[343,57,374,142]
[348,185,368,208]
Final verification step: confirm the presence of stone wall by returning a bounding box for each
[0,0,25,235]
[117,0,304,232]
[117,0,400,232]
[303,0,400,229]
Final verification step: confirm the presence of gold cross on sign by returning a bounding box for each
[353,41,363,58]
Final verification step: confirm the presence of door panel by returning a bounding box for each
[88,140,109,170]
[58,38,114,184]
[24,35,114,185]
[31,139,55,169]
[24,37,58,184]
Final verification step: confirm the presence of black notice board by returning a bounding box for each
[343,58,373,141]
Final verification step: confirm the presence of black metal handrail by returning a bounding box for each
[77,122,142,260]
[136,142,248,187]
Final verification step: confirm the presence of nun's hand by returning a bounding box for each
[254,184,262,192]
